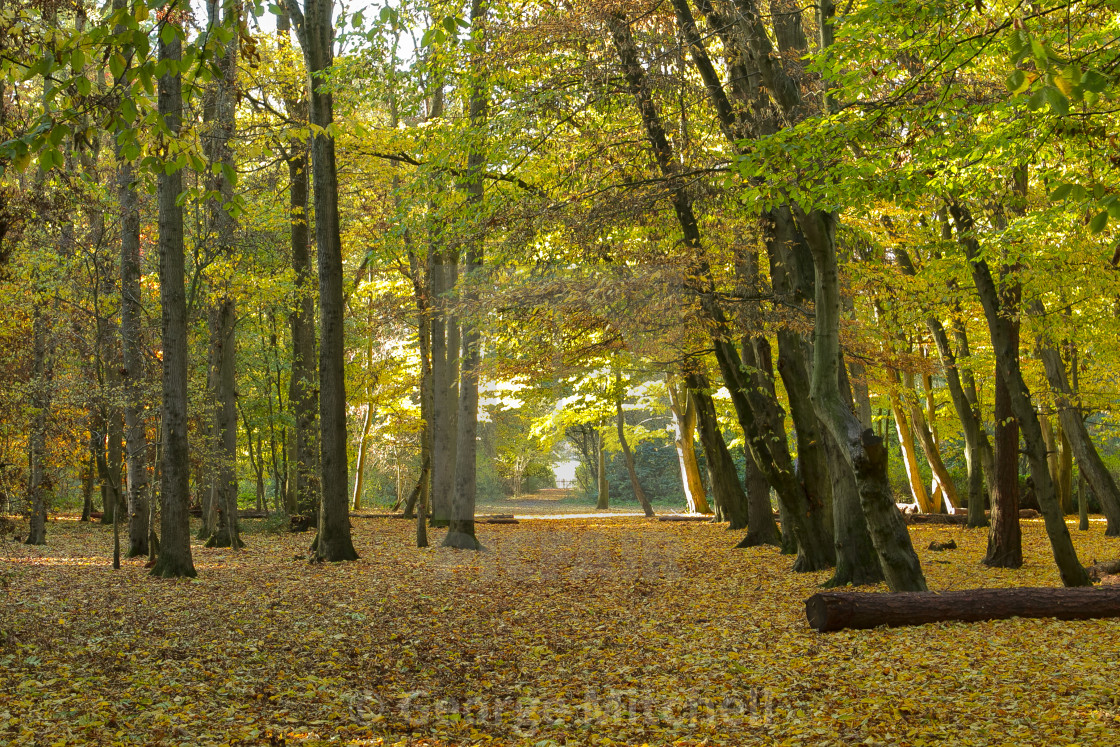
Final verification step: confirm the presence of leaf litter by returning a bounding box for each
[2,517,1120,746]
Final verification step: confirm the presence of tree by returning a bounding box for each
[283,0,358,561]
[151,8,197,579]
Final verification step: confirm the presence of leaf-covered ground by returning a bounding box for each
[3,515,1120,746]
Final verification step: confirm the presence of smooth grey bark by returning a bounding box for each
[151,19,196,578]
[285,0,357,560]
[987,355,1023,567]
[277,9,319,525]
[444,0,489,550]
[1029,303,1120,535]
[950,203,1088,586]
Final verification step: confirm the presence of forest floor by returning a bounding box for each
[2,516,1120,746]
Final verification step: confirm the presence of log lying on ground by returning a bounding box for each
[1087,560,1120,581]
[805,586,1120,632]
[904,513,968,525]
[657,515,712,522]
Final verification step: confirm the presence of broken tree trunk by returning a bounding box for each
[806,586,1120,632]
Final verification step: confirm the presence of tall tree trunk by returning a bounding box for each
[112,0,150,554]
[595,424,609,509]
[1029,320,1120,534]
[950,202,1088,586]
[285,0,357,560]
[666,377,710,514]
[25,305,51,546]
[890,393,932,511]
[986,362,1023,567]
[1059,426,1073,515]
[202,0,242,551]
[151,16,196,578]
[444,0,489,550]
[608,12,830,569]
[688,374,757,535]
[351,404,374,510]
[615,376,654,517]
[278,10,319,525]
[799,208,927,591]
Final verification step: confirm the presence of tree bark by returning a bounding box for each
[615,376,654,517]
[24,304,51,546]
[443,0,489,550]
[595,424,609,509]
[806,586,1120,632]
[950,203,1088,586]
[688,374,750,532]
[285,0,357,561]
[112,0,150,553]
[666,376,710,514]
[1030,317,1120,534]
[151,17,196,578]
[278,10,319,526]
[986,361,1023,567]
[890,393,932,511]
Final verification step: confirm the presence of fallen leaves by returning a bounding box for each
[1,516,1119,746]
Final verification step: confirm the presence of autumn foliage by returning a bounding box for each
[3,516,1120,745]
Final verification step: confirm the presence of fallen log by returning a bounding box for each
[657,515,712,522]
[928,539,957,551]
[1087,560,1120,581]
[904,513,967,525]
[805,586,1120,632]
[483,518,519,524]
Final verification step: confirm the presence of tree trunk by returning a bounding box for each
[115,45,150,553]
[285,0,357,561]
[80,453,94,522]
[25,305,50,546]
[1059,427,1073,515]
[1079,471,1089,531]
[151,18,196,578]
[595,424,609,509]
[615,378,654,517]
[986,362,1023,567]
[891,395,932,511]
[798,207,927,591]
[1030,322,1120,534]
[825,357,884,587]
[951,203,1088,586]
[806,586,1120,632]
[278,10,319,525]
[202,0,242,551]
[351,404,374,510]
[688,374,748,529]
[667,376,710,514]
[609,11,828,567]
[443,0,489,551]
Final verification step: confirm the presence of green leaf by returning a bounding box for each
[70,48,86,72]
[1006,69,1028,93]
[109,53,126,80]
[161,23,178,45]
[1043,86,1069,116]
[1081,70,1109,94]
[1027,89,1046,110]
[442,16,458,34]
[1089,210,1108,233]
[1049,183,1072,201]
